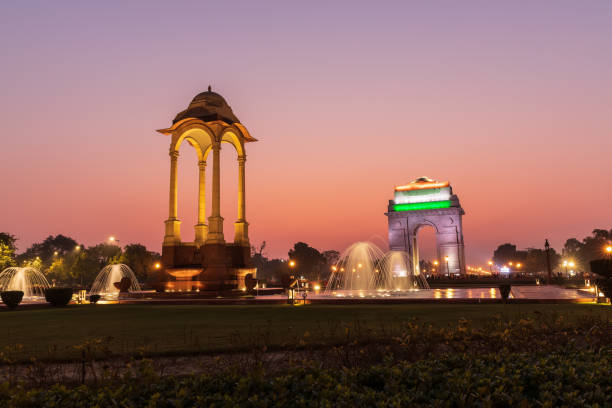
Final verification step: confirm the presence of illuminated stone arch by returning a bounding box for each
[164,121,215,245]
[386,177,466,276]
[219,126,250,244]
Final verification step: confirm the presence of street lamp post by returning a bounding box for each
[288,260,297,303]
[545,239,552,284]
[444,256,450,278]
[74,245,82,288]
[488,260,493,275]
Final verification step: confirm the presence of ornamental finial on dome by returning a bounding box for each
[208,85,211,92]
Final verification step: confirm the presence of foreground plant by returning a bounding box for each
[0,313,610,406]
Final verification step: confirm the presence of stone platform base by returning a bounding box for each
[157,242,256,292]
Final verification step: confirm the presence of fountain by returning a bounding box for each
[325,242,429,295]
[0,267,50,298]
[90,264,141,298]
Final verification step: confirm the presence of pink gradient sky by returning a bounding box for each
[1,1,611,263]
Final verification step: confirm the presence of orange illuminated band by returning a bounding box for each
[395,181,450,192]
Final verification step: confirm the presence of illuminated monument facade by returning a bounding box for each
[386,177,466,276]
[155,87,257,292]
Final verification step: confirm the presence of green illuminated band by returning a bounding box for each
[393,200,451,212]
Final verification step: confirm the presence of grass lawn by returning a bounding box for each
[1,303,610,361]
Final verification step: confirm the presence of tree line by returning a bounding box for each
[0,233,338,287]
[251,241,339,284]
[0,233,160,288]
[2,228,608,287]
[492,228,612,275]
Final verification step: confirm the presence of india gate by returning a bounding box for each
[155,87,257,292]
[386,177,466,276]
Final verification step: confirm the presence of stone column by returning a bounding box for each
[234,155,249,245]
[412,234,419,275]
[163,149,181,245]
[206,144,224,244]
[194,160,208,245]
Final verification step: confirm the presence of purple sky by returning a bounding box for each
[1,1,611,263]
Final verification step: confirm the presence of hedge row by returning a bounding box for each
[0,350,610,407]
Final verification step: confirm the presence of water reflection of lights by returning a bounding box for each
[306,286,594,300]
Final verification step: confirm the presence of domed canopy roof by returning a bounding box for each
[413,176,434,183]
[173,86,240,124]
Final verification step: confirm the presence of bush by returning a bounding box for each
[1,291,24,309]
[590,259,612,299]
[498,284,511,302]
[89,294,101,304]
[44,288,73,307]
[0,351,610,407]
[590,258,612,278]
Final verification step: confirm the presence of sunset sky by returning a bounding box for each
[1,1,611,263]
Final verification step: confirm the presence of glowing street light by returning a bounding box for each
[288,260,296,268]
[444,256,450,277]
[154,262,161,269]
[562,260,575,276]
[488,260,493,274]
[605,245,612,255]
[75,245,81,251]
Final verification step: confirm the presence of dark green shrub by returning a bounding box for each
[0,351,610,407]
[1,291,24,309]
[590,259,612,299]
[44,288,73,307]
[89,294,101,304]
[591,259,612,278]
[498,284,511,302]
